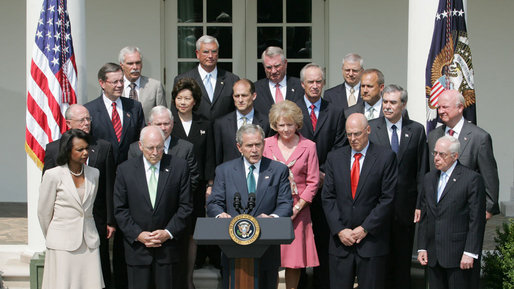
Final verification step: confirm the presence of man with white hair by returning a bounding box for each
[174,35,240,122]
[119,46,167,122]
[418,135,485,289]
[324,53,364,110]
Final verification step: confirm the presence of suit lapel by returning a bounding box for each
[298,101,314,137]
[374,118,390,147]
[95,97,118,144]
[212,69,226,106]
[398,119,413,162]
[354,144,377,201]
[82,166,95,206]
[438,164,461,203]
[154,156,172,211]
[120,98,134,144]
[314,100,329,137]
[458,121,472,155]
[61,166,82,205]
[254,158,272,213]
[341,148,353,200]
[135,158,153,209]
[139,76,148,96]
[87,143,99,167]
[192,68,211,105]
[285,78,298,101]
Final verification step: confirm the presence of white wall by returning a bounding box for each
[467,1,514,205]
[0,0,27,202]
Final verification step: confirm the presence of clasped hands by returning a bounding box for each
[338,226,367,246]
[137,230,170,248]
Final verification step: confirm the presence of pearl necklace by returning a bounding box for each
[69,165,84,177]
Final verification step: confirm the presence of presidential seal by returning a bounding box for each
[229,214,260,245]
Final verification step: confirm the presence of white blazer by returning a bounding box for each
[38,164,100,251]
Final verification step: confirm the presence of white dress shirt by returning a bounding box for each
[122,75,141,98]
[364,98,382,120]
[198,65,217,92]
[102,94,124,125]
[268,77,288,103]
[350,142,370,173]
[445,116,465,137]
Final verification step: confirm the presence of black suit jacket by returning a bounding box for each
[322,142,397,258]
[253,76,304,115]
[323,83,363,111]
[127,137,200,194]
[43,137,116,235]
[368,117,428,225]
[206,157,293,269]
[113,154,192,265]
[344,101,410,120]
[427,120,500,214]
[213,110,271,166]
[418,163,486,268]
[171,111,215,181]
[296,98,346,169]
[173,66,240,122]
[84,96,145,165]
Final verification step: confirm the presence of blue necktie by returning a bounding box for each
[204,73,214,102]
[437,172,447,202]
[391,125,399,153]
[247,165,256,194]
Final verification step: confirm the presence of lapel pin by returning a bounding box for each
[265,175,270,179]
[292,88,295,92]
[464,137,468,141]
[405,133,409,138]
[126,112,131,118]
[220,81,224,85]
[91,149,95,153]
[453,178,456,182]
[165,168,170,172]
[200,130,206,135]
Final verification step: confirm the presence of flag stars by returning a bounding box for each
[48,5,55,12]
[36,30,43,39]
[56,19,62,27]
[45,44,51,52]
[38,18,44,26]
[458,9,464,16]
[47,18,53,26]
[46,31,52,38]
[441,11,448,18]
[65,33,71,41]
[436,13,441,20]
[54,33,61,41]
[51,57,59,66]
[58,6,63,14]
[52,44,60,54]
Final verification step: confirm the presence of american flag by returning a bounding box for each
[425,0,476,132]
[26,0,77,169]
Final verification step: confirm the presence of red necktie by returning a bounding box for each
[111,102,122,142]
[275,83,284,103]
[310,104,317,131]
[448,129,455,136]
[351,153,362,199]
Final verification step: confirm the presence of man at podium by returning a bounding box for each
[207,124,293,289]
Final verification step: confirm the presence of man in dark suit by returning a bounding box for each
[324,53,364,110]
[368,85,428,289]
[173,35,240,122]
[418,135,486,289]
[344,68,385,120]
[207,124,293,289]
[427,89,499,219]
[127,105,199,192]
[322,113,397,289]
[85,62,146,165]
[295,63,345,289]
[85,62,146,289]
[253,46,304,115]
[119,46,167,122]
[214,79,271,165]
[114,126,192,289]
[43,104,116,289]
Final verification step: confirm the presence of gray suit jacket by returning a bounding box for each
[418,162,486,268]
[427,119,500,214]
[124,75,167,123]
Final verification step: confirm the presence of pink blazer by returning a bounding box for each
[263,133,319,203]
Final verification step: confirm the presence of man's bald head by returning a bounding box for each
[346,113,370,152]
[65,104,91,134]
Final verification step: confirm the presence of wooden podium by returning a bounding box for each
[194,217,294,289]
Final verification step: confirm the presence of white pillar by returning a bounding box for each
[25,0,87,256]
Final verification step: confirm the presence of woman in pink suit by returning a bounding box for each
[263,100,319,289]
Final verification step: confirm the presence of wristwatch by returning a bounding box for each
[294,205,301,211]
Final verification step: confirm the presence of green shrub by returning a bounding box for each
[482,219,514,289]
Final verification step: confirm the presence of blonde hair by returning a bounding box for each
[268,100,304,131]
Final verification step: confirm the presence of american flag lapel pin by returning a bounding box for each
[453,178,456,182]
[165,168,170,172]
[405,133,409,138]
[126,112,131,118]
[200,130,206,135]
[265,175,270,179]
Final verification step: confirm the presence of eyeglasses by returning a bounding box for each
[347,129,366,138]
[143,145,164,152]
[432,151,453,158]
[70,117,92,123]
[105,79,124,86]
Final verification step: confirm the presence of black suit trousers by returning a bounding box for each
[113,231,128,289]
[329,252,386,289]
[127,262,178,289]
[428,262,473,289]
[385,221,415,289]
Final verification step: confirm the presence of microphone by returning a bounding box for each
[233,192,242,215]
[247,193,256,214]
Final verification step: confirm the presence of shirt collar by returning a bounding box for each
[143,156,161,173]
[123,75,141,88]
[441,160,457,176]
[102,93,122,108]
[269,76,287,88]
[164,136,171,153]
[303,95,322,109]
[385,117,402,131]
[198,65,218,80]
[364,98,382,111]
[446,116,464,135]
[344,82,360,91]
[243,157,261,172]
[236,108,255,120]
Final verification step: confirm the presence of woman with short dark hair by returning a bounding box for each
[38,129,103,289]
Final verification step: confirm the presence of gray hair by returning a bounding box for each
[342,53,363,67]
[139,126,165,143]
[300,63,325,82]
[236,124,265,146]
[118,46,142,63]
[149,105,173,123]
[64,104,85,120]
[196,35,219,51]
[438,135,460,154]
[361,68,384,86]
[383,84,408,104]
[261,46,286,62]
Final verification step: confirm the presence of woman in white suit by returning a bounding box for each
[38,129,104,289]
